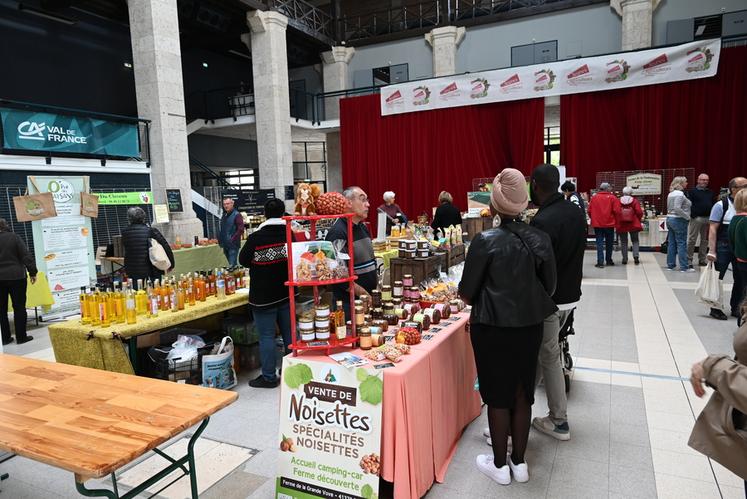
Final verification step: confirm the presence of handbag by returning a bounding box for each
[149,229,171,271]
[695,261,724,310]
[201,337,237,390]
[12,176,57,222]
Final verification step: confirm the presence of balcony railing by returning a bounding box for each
[340,2,441,43]
[268,0,334,43]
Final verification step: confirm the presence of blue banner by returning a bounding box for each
[1,107,140,158]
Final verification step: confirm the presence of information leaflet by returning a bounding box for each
[276,357,383,499]
[29,176,96,319]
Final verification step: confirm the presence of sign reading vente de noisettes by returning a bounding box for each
[380,39,721,116]
[0,108,140,158]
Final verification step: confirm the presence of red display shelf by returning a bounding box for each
[284,276,358,287]
[284,213,358,356]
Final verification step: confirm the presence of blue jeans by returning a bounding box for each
[595,227,614,264]
[223,246,239,267]
[666,217,689,271]
[252,302,292,381]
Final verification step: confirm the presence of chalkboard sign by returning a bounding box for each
[166,189,183,213]
[222,189,276,215]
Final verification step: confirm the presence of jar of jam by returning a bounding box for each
[358,327,372,350]
[372,307,383,320]
[314,303,330,318]
[409,287,421,301]
[450,299,460,314]
[315,327,330,340]
[403,274,414,288]
[384,313,398,326]
[381,285,392,301]
[393,281,404,297]
[392,298,403,307]
[355,306,365,326]
[370,289,382,308]
[383,302,395,315]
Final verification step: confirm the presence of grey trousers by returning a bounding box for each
[619,231,640,262]
[536,309,572,424]
[687,216,710,266]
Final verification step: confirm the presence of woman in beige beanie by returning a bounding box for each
[459,168,558,486]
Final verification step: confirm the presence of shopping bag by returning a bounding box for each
[695,261,723,309]
[80,192,99,218]
[202,336,237,390]
[149,236,171,271]
[12,192,57,222]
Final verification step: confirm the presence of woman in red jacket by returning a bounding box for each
[614,186,644,265]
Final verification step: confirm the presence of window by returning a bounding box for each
[511,40,558,67]
[372,64,409,87]
[544,126,560,165]
[220,169,257,190]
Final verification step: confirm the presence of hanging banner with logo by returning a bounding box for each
[380,39,721,116]
[29,176,96,319]
[276,357,383,499]
[0,108,140,158]
[95,191,153,205]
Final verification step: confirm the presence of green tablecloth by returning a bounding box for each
[8,271,55,312]
[374,249,399,269]
[167,242,246,276]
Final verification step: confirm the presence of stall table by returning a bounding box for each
[462,217,493,242]
[390,255,441,286]
[374,248,398,269]
[0,354,237,499]
[310,311,481,499]
[166,243,247,276]
[48,293,249,375]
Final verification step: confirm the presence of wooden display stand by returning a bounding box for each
[390,255,441,286]
[284,214,358,356]
[436,243,465,269]
[462,217,493,242]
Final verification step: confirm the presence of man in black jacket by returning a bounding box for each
[686,173,713,268]
[529,165,587,442]
[239,198,294,388]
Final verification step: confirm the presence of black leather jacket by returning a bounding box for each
[459,220,557,328]
[122,223,175,281]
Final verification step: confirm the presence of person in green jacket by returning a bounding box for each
[728,189,747,320]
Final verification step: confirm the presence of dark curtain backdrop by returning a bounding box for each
[340,94,544,232]
[561,46,747,193]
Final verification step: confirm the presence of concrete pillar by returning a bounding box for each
[326,132,343,194]
[425,26,466,77]
[246,10,294,212]
[128,0,203,242]
[321,46,355,121]
[611,0,662,51]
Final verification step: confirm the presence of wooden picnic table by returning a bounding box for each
[0,354,237,498]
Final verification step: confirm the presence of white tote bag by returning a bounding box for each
[202,337,237,390]
[695,261,724,310]
[149,236,171,271]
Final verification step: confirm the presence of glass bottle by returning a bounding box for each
[135,279,148,315]
[112,283,125,324]
[79,287,90,325]
[98,289,111,328]
[89,288,100,326]
[125,284,137,325]
[334,300,346,340]
[216,270,226,299]
[148,281,159,318]
[187,278,196,306]
[170,281,179,312]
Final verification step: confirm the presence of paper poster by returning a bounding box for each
[154,204,170,223]
[29,176,96,319]
[276,357,383,499]
[626,173,662,196]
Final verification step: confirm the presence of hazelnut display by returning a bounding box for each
[360,453,380,476]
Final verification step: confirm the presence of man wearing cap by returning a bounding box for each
[588,183,619,268]
[377,191,407,235]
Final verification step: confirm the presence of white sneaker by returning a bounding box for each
[483,427,490,438]
[532,416,571,441]
[508,457,529,483]
[476,455,510,485]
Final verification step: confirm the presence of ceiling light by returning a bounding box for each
[123,62,133,68]
[202,62,209,68]
[18,4,76,25]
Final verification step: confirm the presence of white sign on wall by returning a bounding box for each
[627,173,663,196]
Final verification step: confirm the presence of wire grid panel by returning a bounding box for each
[0,187,36,253]
[595,168,694,214]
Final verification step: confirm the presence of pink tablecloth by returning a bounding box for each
[311,312,481,498]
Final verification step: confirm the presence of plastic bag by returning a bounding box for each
[202,336,237,390]
[695,262,723,310]
[167,335,206,361]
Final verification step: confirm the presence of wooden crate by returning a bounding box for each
[462,217,493,242]
[434,243,465,269]
[390,255,441,286]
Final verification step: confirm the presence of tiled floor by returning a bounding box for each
[1,250,744,498]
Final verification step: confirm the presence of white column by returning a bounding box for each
[128,0,203,242]
[321,46,355,121]
[611,0,662,51]
[326,132,343,194]
[425,26,466,77]
[247,10,294,211]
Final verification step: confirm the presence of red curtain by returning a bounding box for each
[561,46,747,193]
[340,94,544,231]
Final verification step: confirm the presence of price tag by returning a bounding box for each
[383,335,395,343]
[374,362,395,370]
[422,334,434,341]
[307,340,330,347]
[430,327,442,333]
